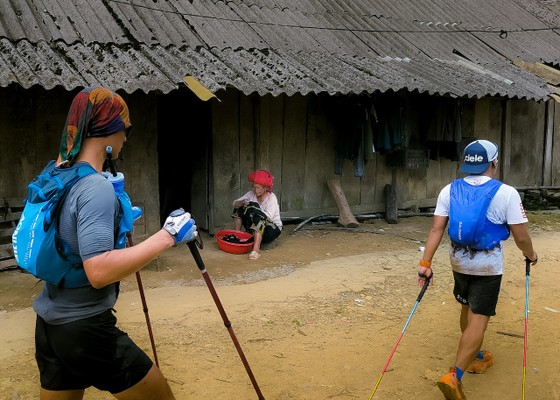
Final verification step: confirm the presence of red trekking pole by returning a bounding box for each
[187,238,265,400]
[128,233,159,367]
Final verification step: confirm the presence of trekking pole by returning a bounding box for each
[522,257,531,400]
[368,272,433,399]
[186,239,265,400]
[128,233,160,367]
[105,146,159,367]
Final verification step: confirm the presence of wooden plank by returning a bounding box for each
[405,168,428,209]
[553,101,560,185]
[507,100,545,187]
[543,99,555,186]
[0,89,34,200]
[359,156,377,207]
[210,89,240,232]
[15,91,37,197]
[280,94,307,211]
[1,197,25,210]
[35,88,76,171]
[317,96,338,209]
[123,93,159,237]
[340,159,361,205]
[280,197,437,219]
[303,95,326,210]
[373,154,393,205]
[0,212,22,223]
[0,226,15,238]
[256,94,270,171]
[0,243,14,259]
[266,94,285,203]
[0,258,18,271]
[239,94,255,181]
[474,98,505,180]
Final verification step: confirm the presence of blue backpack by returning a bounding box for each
[12,161,134,288]
[448,178,510,250]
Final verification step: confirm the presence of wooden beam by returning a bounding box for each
[514,61,560,85]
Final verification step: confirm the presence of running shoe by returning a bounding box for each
[437,367,467,400]
[466,350,494,374]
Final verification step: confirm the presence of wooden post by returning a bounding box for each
[327,178,359,227]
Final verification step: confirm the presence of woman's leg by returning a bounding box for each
[252,230,263,253]
[233,216,242,231]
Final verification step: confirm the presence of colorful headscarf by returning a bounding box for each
[248,170,274,191]
[58,86,132,163]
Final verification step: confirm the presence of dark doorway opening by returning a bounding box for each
[157,88,212,229]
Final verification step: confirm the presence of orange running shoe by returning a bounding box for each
[437,367,467,400]
[466,350,494,374]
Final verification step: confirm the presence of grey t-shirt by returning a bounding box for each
[33,169,120,325]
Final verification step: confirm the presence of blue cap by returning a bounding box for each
[461,140,499,174]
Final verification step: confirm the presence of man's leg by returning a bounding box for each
[40,389,85,400]
[113,365,175,400]
[460,304,469,332]
[437,306,488,400]
[454,307,490,371]
[233,216,242,231]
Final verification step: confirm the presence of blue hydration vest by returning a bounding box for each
[448,178,510,250]
[12,161,134,288]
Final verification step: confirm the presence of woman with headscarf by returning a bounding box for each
[32,87,196,400]
[232,169,282,260]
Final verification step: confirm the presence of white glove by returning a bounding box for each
[163,208,197,245]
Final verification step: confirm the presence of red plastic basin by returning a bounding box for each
[215,230,254,254]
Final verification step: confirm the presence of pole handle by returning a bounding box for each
[416,272,432,302]
[525,257,531,276]
[187,240,206,272]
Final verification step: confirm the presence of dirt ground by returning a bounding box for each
[2,213,560,400]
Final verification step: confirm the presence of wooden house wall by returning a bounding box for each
[0,86,556,239]
[0,86,160,239]
[209,90,554,233]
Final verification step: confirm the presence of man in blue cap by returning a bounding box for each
[416,139,538,400]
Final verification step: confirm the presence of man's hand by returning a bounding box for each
[417,266,433,287]
[163,208,197,245]
[524,251,538,266]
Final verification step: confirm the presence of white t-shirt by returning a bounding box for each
[435,175,528,276]
[233,191,283,229]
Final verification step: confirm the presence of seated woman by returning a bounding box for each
[232,170,282,260]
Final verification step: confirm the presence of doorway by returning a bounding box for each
[157,88,212,230]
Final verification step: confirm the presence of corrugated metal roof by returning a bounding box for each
[0,39,550,99]
[0,0,558,98]
[2,0,559,61]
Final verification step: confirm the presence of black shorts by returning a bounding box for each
[35,309,153,393]
[452,271,502,316]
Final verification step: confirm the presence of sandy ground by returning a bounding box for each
[2,213,560,400]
